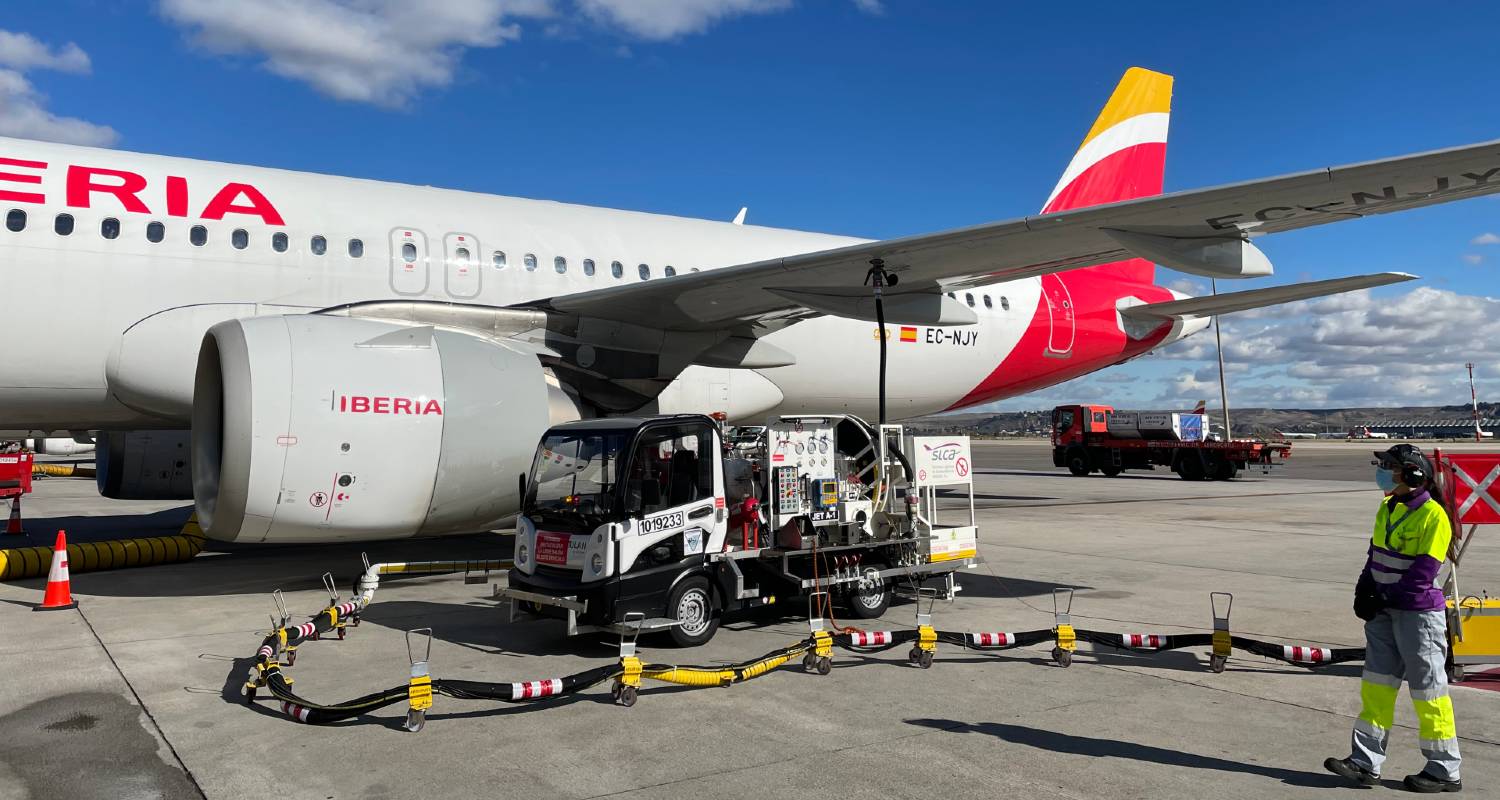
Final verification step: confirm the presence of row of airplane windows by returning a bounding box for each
[2,207,1013,310]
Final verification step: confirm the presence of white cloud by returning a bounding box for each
[0,30,91,73]
[158,0,552,108]
[1463,253,1484,265]
[1000,285,1500,410]
[576,0,792,40]
[160,0,863,105]
[0,30,116,146]
[1471,232,1500,245]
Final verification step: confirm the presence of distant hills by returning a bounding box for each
[905,403,1500,438]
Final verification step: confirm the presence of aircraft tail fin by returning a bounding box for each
[1044,67,1173,284]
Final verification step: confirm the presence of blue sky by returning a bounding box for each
[3,1,1498,410]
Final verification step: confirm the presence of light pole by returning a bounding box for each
[1469,362,1481,442]
[1211,279,1231,440]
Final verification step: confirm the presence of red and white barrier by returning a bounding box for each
[970,632,1013,647]
[848,631,893,646]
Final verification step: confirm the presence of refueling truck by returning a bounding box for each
[498,414,981,646]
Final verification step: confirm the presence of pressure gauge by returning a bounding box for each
[795,442,804,454]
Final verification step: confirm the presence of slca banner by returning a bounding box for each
[911,437,973,486]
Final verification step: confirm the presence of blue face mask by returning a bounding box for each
[1375,467,1396,492]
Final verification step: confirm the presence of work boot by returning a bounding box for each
[1403,771,1462,793]
[1324,757,1378,787]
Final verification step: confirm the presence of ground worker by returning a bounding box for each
[1325,444,1462,793]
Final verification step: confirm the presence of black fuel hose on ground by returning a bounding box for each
[437,665,623,702]
[833,629,919,654]
[938,629,1054,650]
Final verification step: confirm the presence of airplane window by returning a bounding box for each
[349,239,364,258]
[455,246,470,263]
[583,258,595,276]
[554,256,567,274]
[492,250,506,269]
[638,263,650,280]
[55,213,74,236]
[401,242,416,262]
[611,260,623,278]
[190,225,206,246]
[690,267,700,273]
[232,228,248,250]
[524,253,537,271]
[311,235,326,255]
[146,221,164,243]
[946,292,955,298]
[272,232,287,252]
[983,294,993,309]
[5,209,24,232]
[965,293,975,307]
[101,218,120,240]
[664,265,677,277]
[1000,296,1010,311]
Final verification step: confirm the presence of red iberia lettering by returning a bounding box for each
[0,156,46,204]
[200,182,284,225]
[337,395,443,416]
[165,175,189,217]
[67,165,149,213]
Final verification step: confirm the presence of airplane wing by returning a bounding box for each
[1119,272,1417,321]
[529,138,1500,331]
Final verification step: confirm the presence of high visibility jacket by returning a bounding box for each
[1359,492,1451,612]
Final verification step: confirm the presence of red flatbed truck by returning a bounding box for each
[1050,404,1291,481]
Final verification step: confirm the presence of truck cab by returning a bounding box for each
[1051,404,1113,450]
[507,415,729,646]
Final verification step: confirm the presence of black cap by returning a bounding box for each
[1373,444,1431,476]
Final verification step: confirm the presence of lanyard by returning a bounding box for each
[1384,503,1417,550]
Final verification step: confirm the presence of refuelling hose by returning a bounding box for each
[31,463,96,478]
[244,555,1370,728]
[0,531,205,580]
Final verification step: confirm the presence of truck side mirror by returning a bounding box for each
[517,472,528,503]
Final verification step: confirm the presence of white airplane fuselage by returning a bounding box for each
[0,136,1196,435]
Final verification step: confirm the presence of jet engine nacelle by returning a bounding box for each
[192,316,561,543]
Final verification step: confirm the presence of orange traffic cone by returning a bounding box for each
[4,496,22,535]
[34,530,77,611]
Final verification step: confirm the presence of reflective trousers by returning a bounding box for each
[1350,608,1460,781]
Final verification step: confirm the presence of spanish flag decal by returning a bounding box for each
[900,326,918,342]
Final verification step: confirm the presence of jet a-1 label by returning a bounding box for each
[640,510,684,534]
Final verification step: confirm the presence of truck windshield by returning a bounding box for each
[525,431,629,529]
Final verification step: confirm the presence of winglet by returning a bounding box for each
[732,207,747,226]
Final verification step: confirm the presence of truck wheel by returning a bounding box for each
[1100,465,1122,477]
[1066,450,1091,477]
[666,577,719,647]
[1213,460,1239,481]
[843,563,892,619]
[1177,458,1205,481]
